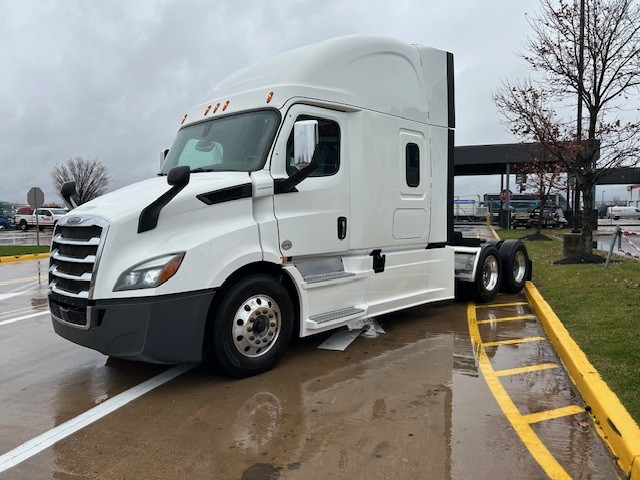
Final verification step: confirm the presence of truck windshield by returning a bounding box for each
[160,110,280,174]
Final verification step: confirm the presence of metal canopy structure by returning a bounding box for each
[454,143,548,176]
[453,142,638,185]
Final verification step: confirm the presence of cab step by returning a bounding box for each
[306,306,366,329]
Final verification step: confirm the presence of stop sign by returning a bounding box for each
[27,187,44,209]
[499,189,513,202]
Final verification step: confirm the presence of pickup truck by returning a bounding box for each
[528,206,568,229]
[15,208,68,231]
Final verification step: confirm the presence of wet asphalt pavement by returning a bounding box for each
[0,256,622,479]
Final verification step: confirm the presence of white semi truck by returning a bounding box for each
[49,36,531,377]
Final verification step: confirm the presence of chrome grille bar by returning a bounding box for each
[48,216,108,301]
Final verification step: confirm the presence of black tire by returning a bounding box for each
[499,240,530,293]
[212,274,294,378]
[474,245,502,303]
[20,220,28,231]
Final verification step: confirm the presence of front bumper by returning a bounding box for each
[50,289,216,364]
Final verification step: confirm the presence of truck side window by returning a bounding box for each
[406,143,420,187]
[286,117,340,177]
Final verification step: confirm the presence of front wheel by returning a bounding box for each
[19,220,28,231]
[211,274,294,378]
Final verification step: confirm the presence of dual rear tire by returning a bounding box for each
[471,240,530,303]
[499,240,530,294]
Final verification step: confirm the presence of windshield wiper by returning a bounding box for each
[190,167,215,173]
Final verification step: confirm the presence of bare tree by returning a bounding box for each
[51,157,111,205]
[505,0,640,254]
[494,80,574,234]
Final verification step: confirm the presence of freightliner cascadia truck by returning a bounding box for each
[49,36,531,377]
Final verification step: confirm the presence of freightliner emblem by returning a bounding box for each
[66,216,84,226]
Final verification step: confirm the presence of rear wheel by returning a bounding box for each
[474,245,502,303]
[211,274,294,378]
[499,240,530,293]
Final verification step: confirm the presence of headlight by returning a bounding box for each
[114,253,185,291]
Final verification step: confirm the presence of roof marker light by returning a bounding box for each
[266,91,274,103]
[204,105,211,115]
[223,100,230,111]
[213,103,220,113]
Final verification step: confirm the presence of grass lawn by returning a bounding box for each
[498,228,640,425]
[0,245,50,257]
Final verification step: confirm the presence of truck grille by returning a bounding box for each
[49,216,109,301]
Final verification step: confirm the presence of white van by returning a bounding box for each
[606,206,640,220]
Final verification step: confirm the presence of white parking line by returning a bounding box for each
[0,292,24,302]
[0,310,49,326]
[0,363,195,473]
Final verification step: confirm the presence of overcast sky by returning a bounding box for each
[0,0,632,205]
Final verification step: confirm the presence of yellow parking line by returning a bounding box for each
[524,405,585,425]
[477,315,537,325]
[483,337,545,348]
[468,302,571,479]
[495,363,560,377]
[475,301,529,309]
[0,253,49,264]
[525,282,640,479]
[0,275,40,287]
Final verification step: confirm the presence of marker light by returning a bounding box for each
[204,105,211,115]
[181,114,188,125]
[266,91,274,103]
[213,103,220,113]
[223,100,230,111]
[114,253,185,291]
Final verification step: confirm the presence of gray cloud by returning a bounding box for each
[6,0,615,206]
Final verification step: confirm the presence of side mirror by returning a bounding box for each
[293,120,319,170]
[167,165,190,187]
[61,181,78,210]
[138,165,190,234]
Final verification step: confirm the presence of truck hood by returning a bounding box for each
[70,172,253,224]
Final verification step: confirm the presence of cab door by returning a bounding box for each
[36,209,54,227]
[272,105,350,257]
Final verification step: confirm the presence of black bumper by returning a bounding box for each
[50,289,216,364]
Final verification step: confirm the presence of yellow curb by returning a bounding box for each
[0,253,49,264]
[525,281,640,479]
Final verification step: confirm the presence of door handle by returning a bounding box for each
[337,217,347,240]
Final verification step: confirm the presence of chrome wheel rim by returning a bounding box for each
[232,295,281,358]
[482,256,499,292]
[513,250,527,284]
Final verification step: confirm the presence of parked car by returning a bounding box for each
[0,216,11,230]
